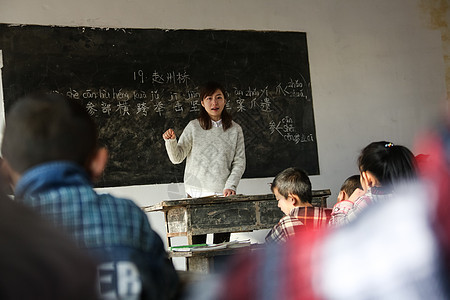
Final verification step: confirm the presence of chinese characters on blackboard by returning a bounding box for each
[63,69,313,145]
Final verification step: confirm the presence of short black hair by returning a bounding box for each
[340,175,362,197]
[271,167,312,204]
[1,93,98,174]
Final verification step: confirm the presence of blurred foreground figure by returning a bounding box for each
[1,93,179,299]
[185,121,450,300]
[0,190,98,300]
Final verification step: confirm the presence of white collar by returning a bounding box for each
[211,119,223,128]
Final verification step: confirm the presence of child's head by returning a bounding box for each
[357,141,416,191]
[1,93,104,179]
[271,167,312,214]
[338,175,362,202]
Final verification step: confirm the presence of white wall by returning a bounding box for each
[1,0,447,264]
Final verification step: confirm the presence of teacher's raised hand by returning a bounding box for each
[162,129,176,140]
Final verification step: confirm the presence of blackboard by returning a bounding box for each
[0,24,319,188]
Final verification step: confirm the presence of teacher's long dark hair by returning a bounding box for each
[198,81,233,131]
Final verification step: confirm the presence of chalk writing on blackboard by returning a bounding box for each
[0,24,320,187]
[62,74,309,119]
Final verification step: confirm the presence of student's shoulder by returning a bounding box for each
[332,200,354,214]
[279,213,305,227]
[316,206,333,216]
[97,193,145,214]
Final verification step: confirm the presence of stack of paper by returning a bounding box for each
[170,239,251,252]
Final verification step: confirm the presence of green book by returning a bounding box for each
[170,244,208,251]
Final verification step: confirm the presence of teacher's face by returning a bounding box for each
[201,89,226,121]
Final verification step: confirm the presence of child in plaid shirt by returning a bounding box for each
[329,175,364,226]
[265,167,332,244]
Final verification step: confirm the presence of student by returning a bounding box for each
[329,141,416,227]
[265,167,332,244]
[329,175,364,225]
[337,175,363,202]
[162,81,246,244]
[183,124,450,300]
[1,93,179,300]
[0,187,98,300]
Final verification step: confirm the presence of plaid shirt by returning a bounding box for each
[187,184,449,300]
[184,123,450,300]
[265,206,332,244]
[329,186,393,227]
[15,161,179,300]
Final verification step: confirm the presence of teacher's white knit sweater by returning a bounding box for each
[165,119,246,197]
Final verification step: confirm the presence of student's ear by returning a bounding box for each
[288,193,301,206]
[361,171,378,189]
[337,190,347,202]
[88,147,108,181]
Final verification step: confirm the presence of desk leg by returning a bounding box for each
[163,211,175,266]
[184,233,193,271]
[187,233,193,245]
[164,211,172,249]
[187,257,211,274]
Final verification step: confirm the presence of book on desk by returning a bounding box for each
[170,240,252,252]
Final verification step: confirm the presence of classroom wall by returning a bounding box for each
[1,0,448,254]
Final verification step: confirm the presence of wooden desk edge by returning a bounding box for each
[169,244,265,258]
[143,190,331,212]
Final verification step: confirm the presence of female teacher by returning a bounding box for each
[163,81,246,197]
[162,81,246,243]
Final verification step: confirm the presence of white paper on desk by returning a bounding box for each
[227,240,252,249]
[171,240,252,252]
[191,240,251,252]
[171,247,194,252]
[170,244,226,252]
[190,244,228,252]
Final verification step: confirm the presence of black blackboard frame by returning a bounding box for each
[0,24,320,187]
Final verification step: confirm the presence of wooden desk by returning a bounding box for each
[170,244,265,273]
[170,247,241,273]
[143,190,330,247]
[144,191,330,272]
